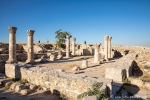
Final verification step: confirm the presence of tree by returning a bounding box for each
[55,29,72,49]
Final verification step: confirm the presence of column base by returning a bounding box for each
[26,59,35,64]
[6,59,18,64]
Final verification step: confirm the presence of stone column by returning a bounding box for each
[72,37,76,56]
[108,36,112,58]
[26,30,35,64]
[93,43,101,64]
[104,36,109,61]
[66,35,70,58]
[7,26,17,64]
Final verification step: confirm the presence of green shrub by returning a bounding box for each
[77,82,107,100]
[144,65,150,69]
[122,76,131,84]
[11,78,27,84]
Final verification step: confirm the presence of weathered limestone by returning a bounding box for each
[93,44,101,64]
[108,36,112,58]
[7,26,18,63]
[105,53,135,82]
[82,96,98,100]
[105,67,126,82]
[66,35,70,58]
[104,36,109,61]
[72,37,76,56]
[81,59,88,69]
[26,30,35,64]
[50,54,56,61]
[5,64,21,79]
[57,51,63,59]
[5,64,113,99]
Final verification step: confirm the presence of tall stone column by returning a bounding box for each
[66,35,70,58]
[108,36,112,58]
[7,26,17,64]
[26,30,35,64]
[72,37,76,56]
[104,36,109,61]
[93,43,101,64]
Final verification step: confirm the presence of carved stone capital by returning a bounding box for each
[72,37,76,41]
[109,36,112,40]
[66,35,70,39]
[27,30,35,36]
[104,36,109,41]
[94,43,101,49]
[8,26,17,33]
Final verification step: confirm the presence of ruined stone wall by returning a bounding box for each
[0,53,47,62]
[5,64,112,99]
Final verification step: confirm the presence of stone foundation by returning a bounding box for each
[5,64,112,99]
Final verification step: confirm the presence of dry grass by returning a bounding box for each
[65,64,79,69]
[140,74,150,82]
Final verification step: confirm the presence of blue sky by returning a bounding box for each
[0,0,150,46]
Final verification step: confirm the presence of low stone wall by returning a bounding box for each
[0,53,48,62]
[105,53,135,82]
[5,64,112,99]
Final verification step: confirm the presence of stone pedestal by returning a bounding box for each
[66,35,70,58]
[5,64,21,79]
[7,26,18,64]
[93,44,101,64]
[72,37,76,56]
[108,36,112,58]
[81,59,88,69]
[26,30,35,64]
[104,36,109,61]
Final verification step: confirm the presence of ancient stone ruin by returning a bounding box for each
[0,26,150,100]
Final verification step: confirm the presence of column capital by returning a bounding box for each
[8,26,17,33]
[27,30,35,36]
[104,35,109,41]
[72,37,76,41]
[94,43,101,49]
[108,36,112,41]
[66,35,70,39]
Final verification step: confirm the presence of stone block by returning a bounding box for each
[5,64,21,79]
[29,84,37,90]
[10,82,20,90]
[57,55,63,59]
[50,55,56,61]
[82,96,97,100]
[20,89,29,95]
[81,60,88,69]
[105,67,125,82]
[15,84,25,92]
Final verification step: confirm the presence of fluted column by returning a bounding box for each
[26,30,35,64]
[72,37,76,56]
[66,35,70,58]
[93,43,101,64]
[108,36,112,58]
[104,36,109,61]
[7,26,17,64]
